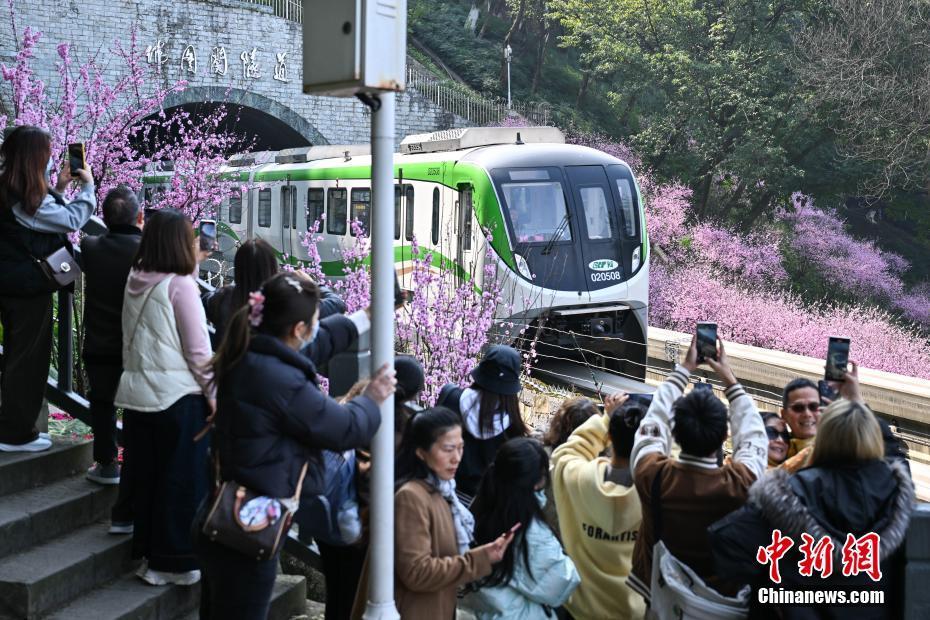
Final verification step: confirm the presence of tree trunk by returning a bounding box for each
[530,25,550,94]
[618,91,639,126]
[576,70,591,108]
[478,0,505,39]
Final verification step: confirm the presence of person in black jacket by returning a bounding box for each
[80,186,142,487]
[438,345,528,505]
[0,126,95,452]
[199,272,395,620]
[203,238,346,347]
[709,362,915,620]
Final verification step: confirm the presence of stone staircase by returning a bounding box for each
[0,439,307,620]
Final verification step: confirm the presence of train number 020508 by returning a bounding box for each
[590,271,622,282]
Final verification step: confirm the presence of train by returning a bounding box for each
[140,127,650,379]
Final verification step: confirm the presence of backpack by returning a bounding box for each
[647,466,750,620]
[296,449,362,547]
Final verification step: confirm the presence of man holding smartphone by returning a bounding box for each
[80,186,143,533]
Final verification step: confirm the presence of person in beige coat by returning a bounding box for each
[353,407,515,620]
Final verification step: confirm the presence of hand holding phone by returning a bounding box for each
[199,219,218,252]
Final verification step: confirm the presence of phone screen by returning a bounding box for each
[199,220,217,252]
[696,322,718,362]
[817,379,837,403]
[67,143,85,177]
[825,336,850,381]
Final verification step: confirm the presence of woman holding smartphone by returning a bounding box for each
[0,126,95,452]
[353,407,516,620]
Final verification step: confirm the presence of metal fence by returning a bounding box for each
[241,0,302,23]
[405,63,551,127]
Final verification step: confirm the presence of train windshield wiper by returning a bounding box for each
[541,213,570,255]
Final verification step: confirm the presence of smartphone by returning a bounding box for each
[825,336,850,381]
[67,143,85,177]
[817,379,838,404]
[199,219,218,252]
[693,382,713,393]
[696,322,718,362]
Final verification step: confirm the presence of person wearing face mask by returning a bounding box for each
[0,126,96,452]
[550,394,647,620]
[462,437,580,619]
[201,272,394,620]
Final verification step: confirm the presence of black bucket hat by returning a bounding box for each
[471,345,522,395]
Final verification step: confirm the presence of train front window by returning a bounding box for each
[496,168,571,244]
[578,185,617,240]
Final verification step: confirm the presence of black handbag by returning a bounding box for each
[202,460,308,561]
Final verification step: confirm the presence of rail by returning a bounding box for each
[236,0,302,23]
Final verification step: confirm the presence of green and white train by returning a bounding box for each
[142,127,649,378]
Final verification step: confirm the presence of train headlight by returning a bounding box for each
[631,246,641,272]
[514,253,533,279]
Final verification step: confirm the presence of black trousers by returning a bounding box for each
[85,363,133,522]
[0,293,52,444]
[197,534,278,620]
[318,541,367,620]
[125,394,209,572]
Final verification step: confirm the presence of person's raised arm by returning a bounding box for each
[706,339,766,481]
[630,337,695,477]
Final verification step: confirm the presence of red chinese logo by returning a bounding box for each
[756,529,794,583]
[756,531,882,582]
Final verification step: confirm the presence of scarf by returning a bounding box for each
[428,472,475,554]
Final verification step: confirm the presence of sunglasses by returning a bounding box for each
[765,427,791,443]
[788,402,821,414]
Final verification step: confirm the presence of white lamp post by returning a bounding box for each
[504,44,512,109]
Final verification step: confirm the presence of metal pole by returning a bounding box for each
[507,59,512,109]
[363,90,399,620]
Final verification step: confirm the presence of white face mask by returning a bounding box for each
[534,488,547,509]
[45,156,54,182]
[299,321,319,348]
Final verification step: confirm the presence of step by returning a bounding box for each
[0,522,132,620]
[0,475,116,559]
[43,574,200,620]
[177,575,307,620]
[0,439,93,497]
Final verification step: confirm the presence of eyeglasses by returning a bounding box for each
[765,427,791,443]
[788,402,821,414]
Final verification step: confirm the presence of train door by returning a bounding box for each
[564,166,625,293]
[281,182,297,258]
[454,185,475,282]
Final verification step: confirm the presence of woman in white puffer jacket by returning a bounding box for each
[462,437,580,619]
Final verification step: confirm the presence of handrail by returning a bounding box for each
[236,0,302,23]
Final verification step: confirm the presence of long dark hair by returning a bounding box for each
[470,438,552,588]
[232,238,279,309]
[0,125,52,215]
[212,272,319,387]
[396,407,462,484]
[544,397,599,448]
[133,209,196,275]
[472,385,527,438]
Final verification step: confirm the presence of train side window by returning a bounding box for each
[431,187,440,245]
[614,178,637,238]
[257,189,272,228]
[327,188,347,235]
[143,187,153,205]
[229,194,242,224]
[393,186,402,240]
[307,188,324,232]
[350,188,371,236]
[405,185,415,241]
[459,187,473,251]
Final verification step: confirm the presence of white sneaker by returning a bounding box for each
[137,561,200,586]
[0,436,53,452]
[38,432,51,440]
[108,521,133,535]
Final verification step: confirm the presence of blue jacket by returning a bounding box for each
[215,329,380,499]
[461,518,580,619]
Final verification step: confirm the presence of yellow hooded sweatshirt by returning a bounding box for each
[551,413,646,620]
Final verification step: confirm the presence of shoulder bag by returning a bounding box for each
[202,458,308,561]
[647,466,751,620]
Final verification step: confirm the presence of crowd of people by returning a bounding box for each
[0,125,919,620]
